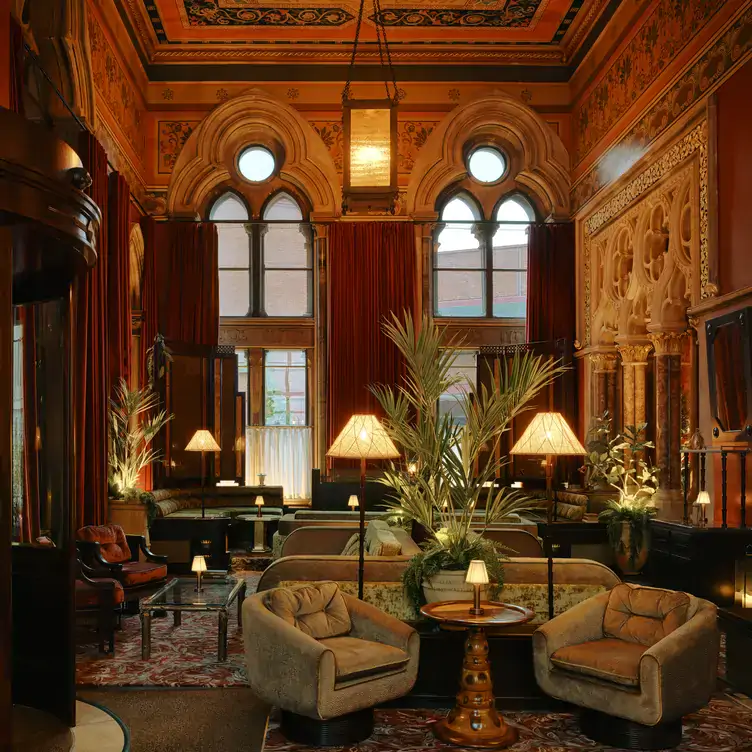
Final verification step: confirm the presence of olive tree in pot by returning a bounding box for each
[597,424,660,575]
[370,312,563,608]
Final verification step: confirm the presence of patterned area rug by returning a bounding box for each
[76,573,260,688]
[264,699,752,752]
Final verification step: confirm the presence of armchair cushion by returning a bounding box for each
[551,638,647,688]
[267,582,351,639]
[75,578,125,608]
[119,561,168,588]
[603,583,690,647]
[319,636,410,683]
[77,525,132,564]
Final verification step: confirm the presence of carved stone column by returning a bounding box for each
[616,343,652,433]
[648,330,686,519]
[590,350,619,432]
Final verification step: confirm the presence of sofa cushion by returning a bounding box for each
[390,527,421,556]
[365,520,401,556]
[551,638,647,687]
[119,562,168,588]
[603,583,690,647]
[75,578,125,608]
[267,582,351,639]
[164,509,230,519]
[77,525,131,564]
[318,635,410,683]
[341,533,361,556]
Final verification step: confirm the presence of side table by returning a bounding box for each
[420,600,534,749]
[235,514,278,553]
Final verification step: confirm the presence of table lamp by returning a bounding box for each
[185,429,221,518]
[327,414,400,599]
[466,559,489,616]
[510,412,586,619]
[695,490,710,528]
[192,554,207,592]
[255,495,265,518]
[348,495,359,510]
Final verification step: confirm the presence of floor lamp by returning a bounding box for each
[185,429,221,518]
[327,415,400,599]
[510,412,586,620]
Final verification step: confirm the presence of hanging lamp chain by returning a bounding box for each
[342,0,399,105]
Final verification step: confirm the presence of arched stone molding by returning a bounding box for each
[167,89,341,218]
[129,223,144,309]
[406,92,570,220]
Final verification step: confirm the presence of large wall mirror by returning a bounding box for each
[707,307,752,441]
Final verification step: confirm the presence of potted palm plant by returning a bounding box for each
[597,424,659,574]
[370,312,563,607]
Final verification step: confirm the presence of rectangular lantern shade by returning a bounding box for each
[349,108,392,188]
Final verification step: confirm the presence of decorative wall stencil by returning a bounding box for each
[398,122,437,173]
[310,120,343,171]
[582,121,709,347]
[158,121,200,174]
[87,12,144,156]
[573,6,752,213]
[573,0,725,168]
[183,0,355,26]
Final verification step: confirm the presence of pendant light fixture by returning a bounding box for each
[341,0,399,214]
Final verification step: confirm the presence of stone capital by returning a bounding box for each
[616,343,653,365]
[648,330,687,356]
[590,352,619,373]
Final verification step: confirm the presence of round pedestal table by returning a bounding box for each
[420,600,534,749]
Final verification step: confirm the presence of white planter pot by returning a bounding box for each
[422,569,489,604]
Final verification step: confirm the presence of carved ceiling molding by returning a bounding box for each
[582,120,709,348]
[406,91,570,218]
[167,88,341,217]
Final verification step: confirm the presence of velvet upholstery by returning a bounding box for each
[75,578,125,608]
[118,562,169,588]
[533,585,719,727]
[267,582,351,639]
[77,525,132,563]
[243,583,419,720]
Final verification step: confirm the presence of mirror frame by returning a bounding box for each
[706,306,752,442]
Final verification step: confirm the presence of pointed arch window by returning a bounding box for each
[209,190,312,318]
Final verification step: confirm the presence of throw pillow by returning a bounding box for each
[341,533,361,556]
[266,581,351,639]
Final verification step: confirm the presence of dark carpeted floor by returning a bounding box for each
[79,688,270,752]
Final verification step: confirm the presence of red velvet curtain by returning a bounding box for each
[327,222,417,450]
[75,132,109,527]
[9,16,24,115]
[20,307,39,542]
[107,172,131,389]
[526,223,576,344]
[154,222,219,347]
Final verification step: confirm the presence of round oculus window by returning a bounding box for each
[467,147,506,184]
[238,146,276,182]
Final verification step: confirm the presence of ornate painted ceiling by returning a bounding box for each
[117,0,619,76]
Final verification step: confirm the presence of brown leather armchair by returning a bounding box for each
[75,558,124,654]
[76,524,169,593]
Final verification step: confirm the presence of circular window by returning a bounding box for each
[238,146,276,182]
[468,147,506,184]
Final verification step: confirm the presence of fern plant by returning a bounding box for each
[370,312,565,605]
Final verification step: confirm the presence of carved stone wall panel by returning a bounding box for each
[439,322,526,349]
[219,320,316,349]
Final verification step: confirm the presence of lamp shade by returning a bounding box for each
[348,495,359,509]
[695,491,711,506]
[327,414,399,460]
[255,495,264,507]
[466,559,489,585]
[191,555,207,573]
[185,429,221,453]
[509,412,586,456]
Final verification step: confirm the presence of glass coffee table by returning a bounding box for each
[140,575,247,662]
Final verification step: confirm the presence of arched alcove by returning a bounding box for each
[167,89,341,218]
[129,223,144,309]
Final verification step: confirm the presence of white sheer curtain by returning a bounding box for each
[246,426,312,500]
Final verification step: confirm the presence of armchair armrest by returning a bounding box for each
[76,540,123,574]
[533,590,609,662]
[125,535,168,564]
[343,592,417,653]
[640,601,719,722]
[242,592,334,716]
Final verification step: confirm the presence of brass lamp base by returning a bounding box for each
[431,627,518,749]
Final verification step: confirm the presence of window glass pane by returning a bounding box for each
[468,148,506,183]
[264,224,309,269]
[238,146,276,182]
[264,271,312,317]
[492,271,527,318]
[219,270,249,317]
[217,223,250,268]
[435,270,485,317]
[236,349,249,400]
[493,245,527,270]
[492,197,534,249]
[263,193,303,221]
[210,192,249,221]
[436,197,482,269]
[264,350,307,427]
[438,350,478,426]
